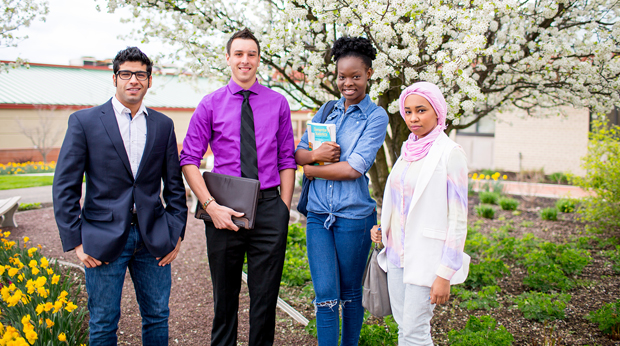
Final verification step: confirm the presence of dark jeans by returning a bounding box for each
[85,224,171,346]
[205,195,289,346]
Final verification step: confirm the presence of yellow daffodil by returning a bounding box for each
[51,274,60,285]
[8,267,18,277]
[35,276,47,287]
[45,319,54,328]
[65,301,77,312]
[58,332,67,342]
[36,304,44,315]
[40,257,48,268]
[23,237,29,243]
[31,267,40,275]
[46,268,54,275]
[503,175,508,180]
[26,330,38,344]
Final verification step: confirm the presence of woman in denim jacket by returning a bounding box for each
[295,36,389,345]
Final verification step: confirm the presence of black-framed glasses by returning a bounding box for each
[116,70,150,81]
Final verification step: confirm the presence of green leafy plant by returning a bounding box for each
[454,285,501,310]
[523,264,574,292]
[520,221,534,228]
[515,291,571,322]
[18,202,42,211]
[548,172,569,184]
[479,191,501,205]
[585,299,620,340]
[447,315,514,346]
[521,242,591,276]
[465,259,510,288]
[555,198,576,213]
[476,204,496,219]
[281,224,311,286]
[358,313,398,346]
[570,119,620,230]
[540,207,558,221]
[498,197,519,211]
[603,245,620,274]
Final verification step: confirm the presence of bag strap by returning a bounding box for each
[319,100,337,123]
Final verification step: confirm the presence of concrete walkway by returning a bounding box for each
[0,184,85,205]
[0,185,53,204]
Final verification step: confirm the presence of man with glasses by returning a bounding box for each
[53,46,187,346]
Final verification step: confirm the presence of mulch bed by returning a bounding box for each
[5,192,620,345]
[5,208,316,345]
[429,195,620,346]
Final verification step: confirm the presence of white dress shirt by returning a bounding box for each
[111,96,148,178]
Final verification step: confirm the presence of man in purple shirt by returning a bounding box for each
[180,28,296,346]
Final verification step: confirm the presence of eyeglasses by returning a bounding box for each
[116,70,150,81]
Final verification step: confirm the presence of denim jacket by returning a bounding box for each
[297,95,389,229]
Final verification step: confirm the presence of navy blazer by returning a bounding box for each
[53,99,188,262]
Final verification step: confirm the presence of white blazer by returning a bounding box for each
[378,132,470,287]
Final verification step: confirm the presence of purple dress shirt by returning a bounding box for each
[180,79,297,190]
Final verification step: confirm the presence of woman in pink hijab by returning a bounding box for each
[371,82,470,345]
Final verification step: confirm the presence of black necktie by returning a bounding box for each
[239,90,258,180]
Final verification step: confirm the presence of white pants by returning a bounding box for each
[387,262,435,346]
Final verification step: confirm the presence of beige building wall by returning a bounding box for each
[493,108,589,176]
[0,107,195,163]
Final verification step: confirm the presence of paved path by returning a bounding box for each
[0,185,53,204]
[0,184,86,205]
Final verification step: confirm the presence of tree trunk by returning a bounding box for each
[368,78,410,207]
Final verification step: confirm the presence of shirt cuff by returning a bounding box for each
[296,142,309,151]
[179,154,201,168]
[436,264,457,281]
[347,153,368,175]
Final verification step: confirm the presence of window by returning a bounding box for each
[456,115,495,136]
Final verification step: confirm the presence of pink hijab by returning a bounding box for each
[399,82,447,162]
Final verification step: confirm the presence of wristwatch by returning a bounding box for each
[203,197,215,210]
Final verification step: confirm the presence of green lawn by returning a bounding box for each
[0,175,54,190]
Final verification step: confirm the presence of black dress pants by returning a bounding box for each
[205,194,289,346]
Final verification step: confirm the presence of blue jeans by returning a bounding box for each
[306,211,375,346]
[85,224,171,346]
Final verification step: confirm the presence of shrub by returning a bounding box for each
[465,259,511,288]
[585,299,620,340]
[498,197,519,211]
[0,231,88,345]
[555,198,576,213]
[475,204,495,219]
[570,119,620,230]
[548,172,569,184]
[540,207,558,221]
[514,291,571,322]
[479,191,500,204]
[447,315,514,346]
[454,285,501,310]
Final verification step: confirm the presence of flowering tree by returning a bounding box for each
[106,0,620,201]
[0,0,48,71]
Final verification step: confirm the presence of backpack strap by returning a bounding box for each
[320,100,337,123]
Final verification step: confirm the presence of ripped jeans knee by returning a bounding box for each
[313,298,339,313]
[313,298,354,314]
